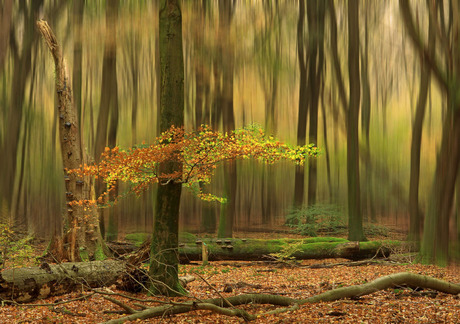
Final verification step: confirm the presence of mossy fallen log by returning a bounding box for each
[178,238,398,262]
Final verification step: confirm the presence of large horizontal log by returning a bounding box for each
[0,260,125,302]
[0,260,197,303]
[178,238,397,262]
[125,237,399,266]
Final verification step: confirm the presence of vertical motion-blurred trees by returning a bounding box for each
[400,0,460,265]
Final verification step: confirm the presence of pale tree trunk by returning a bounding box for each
[36,20,108,262]
[149,0,185,296]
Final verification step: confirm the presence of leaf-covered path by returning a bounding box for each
[0,259,458,323]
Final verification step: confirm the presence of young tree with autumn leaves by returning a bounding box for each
[79,125,318,295]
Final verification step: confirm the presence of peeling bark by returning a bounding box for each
[0,260,124,302]
[36,20,108,262]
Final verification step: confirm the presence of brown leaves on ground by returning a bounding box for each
[0,259,458,323]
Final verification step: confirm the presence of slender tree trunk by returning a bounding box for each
[408,13,435,243]
[216,0,236,238]
[346,0,366,242]
[149,0,185,296]
[306,0,325,206]
[0,0,12,73]
[72,0,84,127]
[94,0,120,240]
[360,4,376,223]
[37,21,108,262]
[294,0,308,209]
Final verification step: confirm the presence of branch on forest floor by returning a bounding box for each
[101,272,460,324]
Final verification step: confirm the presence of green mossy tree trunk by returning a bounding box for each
[149,0,185,296]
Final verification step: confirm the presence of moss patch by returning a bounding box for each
[125,233,150,246]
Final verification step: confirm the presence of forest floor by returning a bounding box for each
[0,229,459,323]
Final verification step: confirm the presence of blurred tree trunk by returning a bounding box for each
[94,0,120,241]
[0,1,42,224]
[37,21,109,262]
[346,0,366,241]
[194,1,216,233]
[294,0,308,210]
[360,2,376,223]
[216,0,236,238]
[306,0,326,206]
[0,0,12,73]
[400,0,460,265]
[407,10,435,243]
[72,0,84,127]
[149,0,185,296]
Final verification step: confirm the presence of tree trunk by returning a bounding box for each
[360,3,376,223]
[346,0,366,242]
[36,20,108,262]
[306,0,326,207]
[408,12,435,242]
[94,0,120,241]
[294,0,307,209]
[0,0,12,72]
[149,0,185,296]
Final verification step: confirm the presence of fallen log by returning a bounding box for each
[127,237,399,265]
[0,260,195,303]
[179,238,396,262]
[0,260,124,302]
[0,239,398,302]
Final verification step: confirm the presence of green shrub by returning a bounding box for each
[0,223,35,268]
[286,204,345,236]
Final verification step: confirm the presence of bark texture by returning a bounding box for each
[0,260,124,302]
[149,0,185,296]
[346,0,365,241]
[36,20,108,262]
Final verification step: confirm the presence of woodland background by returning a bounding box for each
[0,0,457,254]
